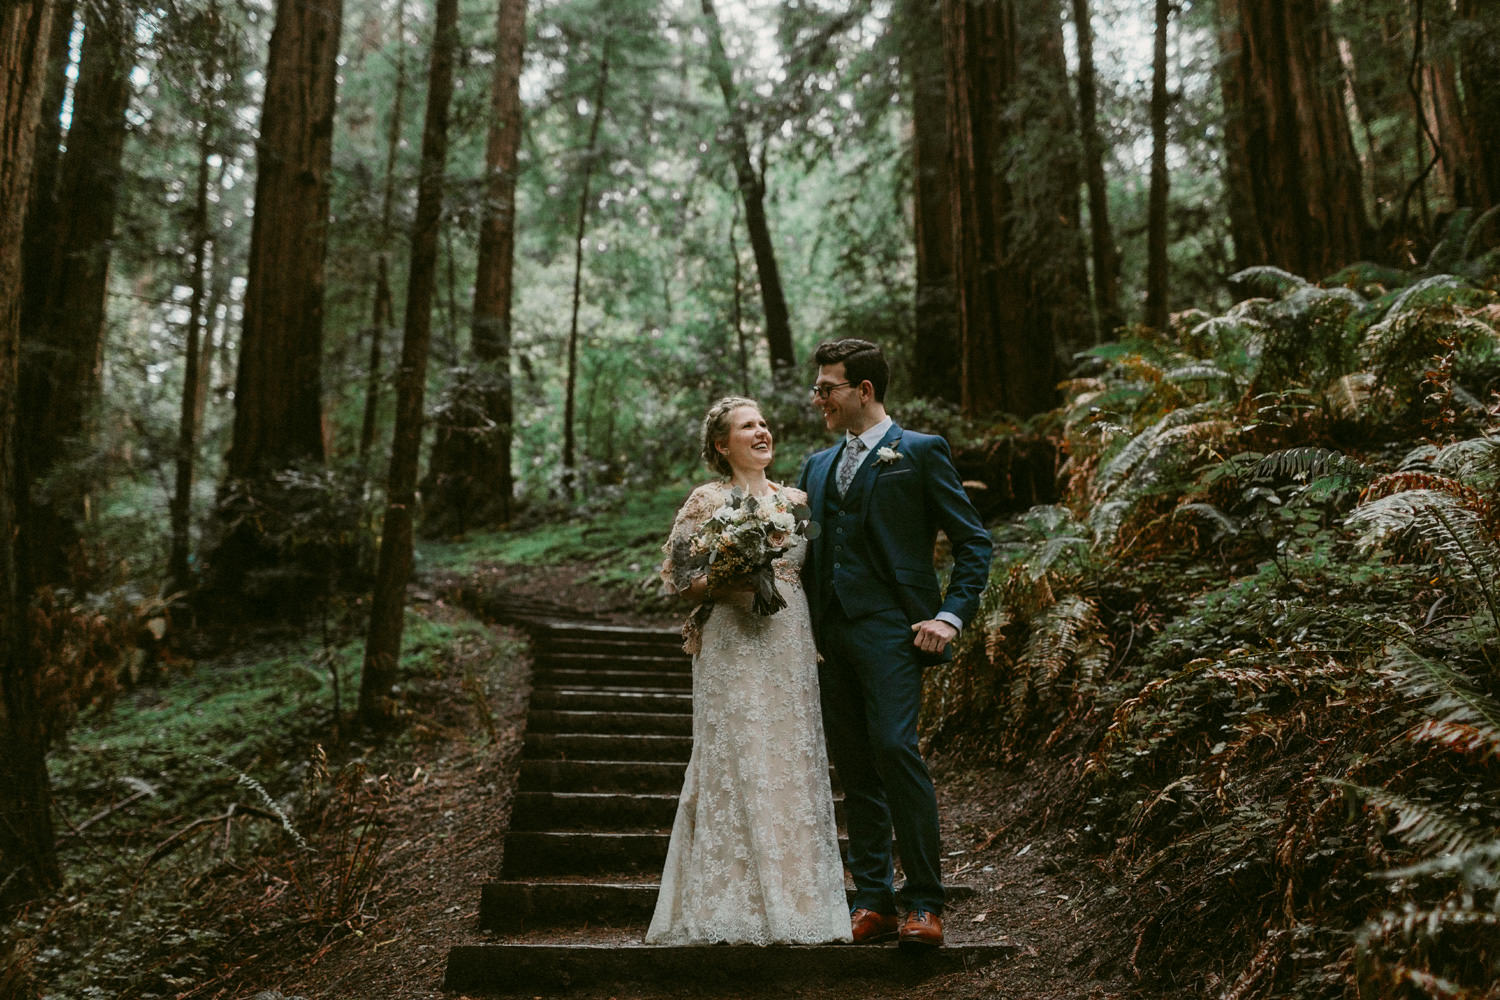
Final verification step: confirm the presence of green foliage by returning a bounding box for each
[9,604,515,998]
[932,257,1500,997]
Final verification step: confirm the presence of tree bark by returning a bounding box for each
[1457,0,1499,218]
[1,0,60,917]
[359,0,406,466]
[419,0,525,536]
[1145,0,1171,330]
[226,0,341,480]
[1072,0,1122,340]
[942,0,1088,418]
[359,0,460,728]
[1217,0,1369,278]
[904,0,960,400]
[701,0,795,382]
[562,42,609,500]
[18,1,133,588]
[169,113,216,596]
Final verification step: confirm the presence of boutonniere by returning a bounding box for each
[875,445,903,465]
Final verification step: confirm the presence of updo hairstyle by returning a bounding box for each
[700,396,760,476]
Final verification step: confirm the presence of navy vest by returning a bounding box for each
[823,454,900,619]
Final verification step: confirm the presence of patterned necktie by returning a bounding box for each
[836,437,866,497]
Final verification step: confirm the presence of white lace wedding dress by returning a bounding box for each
[645,482,852,946]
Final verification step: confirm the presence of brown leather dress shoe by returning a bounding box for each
[898,909,944,949]
[849,907,900,943]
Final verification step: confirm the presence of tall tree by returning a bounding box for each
[210,0,341,609]
[1457,0,1499,218]
[225,0,342,481]
[902,0,960,400]
[1073,0,1121,338]
[1,0,59,917]
[561,40,609,500]
[1217,0,1369,278]
[942,0,1089,418]
[358,0,407,466]
[1145,0,1171,330]
[422,0,526,534]
[701,0,796,381]
[359,0,460,728]
[18,1,134,588]
[167,6,233,596]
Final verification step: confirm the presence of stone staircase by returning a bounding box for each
[443,621,1014,993]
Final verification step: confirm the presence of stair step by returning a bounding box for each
[518,759,686,794]
[525,710,692,736]
[510,790,847,831]
[530,688,692,713]
[510,791,679,831]
[444,941,1015,993]
[533,650,691,671]
[537,623,684,648]
[479,881,977,930]
[523,732,693,762]
[501,831,672,876]
[532,668,692,690]
[501,831,853,878]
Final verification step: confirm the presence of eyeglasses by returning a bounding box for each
[809,381,854,400]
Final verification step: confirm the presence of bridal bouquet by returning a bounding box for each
[688,487,820,615]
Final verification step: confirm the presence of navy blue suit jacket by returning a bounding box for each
[797,422,992,661]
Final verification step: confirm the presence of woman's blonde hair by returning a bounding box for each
[700,396,761,475]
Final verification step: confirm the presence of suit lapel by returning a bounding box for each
[851,422,904,533]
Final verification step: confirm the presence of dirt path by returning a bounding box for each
[237,568,1149,1000]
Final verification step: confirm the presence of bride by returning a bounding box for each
[645,396,852,946]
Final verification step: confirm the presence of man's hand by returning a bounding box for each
[911,619,958,655]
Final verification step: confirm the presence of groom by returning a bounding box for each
[798,338,993,950]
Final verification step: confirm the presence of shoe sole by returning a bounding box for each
[897,935,943,951]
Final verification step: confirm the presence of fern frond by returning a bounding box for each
[1267,284,1365,322]
[1380,839,1500,885]
[1344,783,1484,857]
[1088,500,1132,548]
[1362,472,1483,508]
[1326,372,1376,418]
[1173,502,1240,541]
[1023,595,1101,696]
[1253,446,1372,486]
[1382,644,1500,759]
[1431,436,1500,489]
[1461,204,1500,262]
[1383,274,1462,319]
[1350,490,1500,626]
[1230,265,1310,297]
[1164,363,1231,383]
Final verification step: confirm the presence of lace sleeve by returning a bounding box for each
[660,483,724,595]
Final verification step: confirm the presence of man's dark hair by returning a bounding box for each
[813,339,889,402]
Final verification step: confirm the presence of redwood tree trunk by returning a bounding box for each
[359,0,406,466]
[1,0,60,917]
[18,2,133,588]
[943,0,1088,418]
[562,43,609,500]
[1457,0,1499,217]
[359,0,459,728]
[1217,0,1369,277]
[701,0,795,382]
[1072,0,1122,339]
[904,0,960,401]
[421,0,525,534]
[169,118,215,595]
[1145,0,1170,330]
[226,0,341,480]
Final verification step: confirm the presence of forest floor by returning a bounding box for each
[217,559,1162,1000]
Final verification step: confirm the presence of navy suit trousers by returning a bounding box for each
[817,600,944,916]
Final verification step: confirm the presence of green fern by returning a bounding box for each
[1230,265,1310,297]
